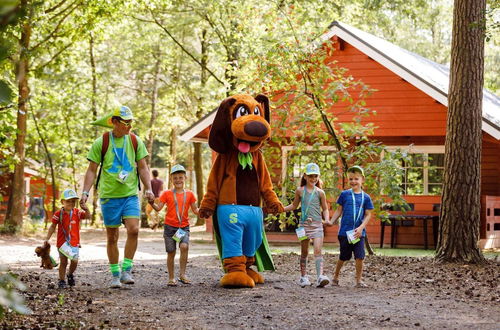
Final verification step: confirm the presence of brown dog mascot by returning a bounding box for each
[199,94,284,288]
[35,241,56,269]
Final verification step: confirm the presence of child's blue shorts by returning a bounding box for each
[338,235,365,261]
[100,195,140,227]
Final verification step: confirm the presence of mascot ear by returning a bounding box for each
[254,94,270,123]
[209,97,236,154]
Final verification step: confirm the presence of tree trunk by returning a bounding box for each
[194,29,207,226]
[166,127,178,189]
[5,9,31,231]
[31,107,57,219]
[435,0,485,264]
[89,33,99,226]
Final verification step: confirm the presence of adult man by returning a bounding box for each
[146,169,164,230]
[80,105,155,288]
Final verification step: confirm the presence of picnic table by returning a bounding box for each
[380,214,439,250]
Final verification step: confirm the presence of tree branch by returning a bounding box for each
[34,41,74,71]
[149,10,226,87]
[31,0,80,51]
[44,0,68,14]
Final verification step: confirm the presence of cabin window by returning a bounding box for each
[392,147,444,196]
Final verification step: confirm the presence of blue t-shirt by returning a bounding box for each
[337,189,374,237]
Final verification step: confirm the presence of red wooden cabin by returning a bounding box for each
[180,21,500,249]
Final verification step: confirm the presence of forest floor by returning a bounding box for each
[1,226,499,329]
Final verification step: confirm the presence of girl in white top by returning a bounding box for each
[284,163,330,287]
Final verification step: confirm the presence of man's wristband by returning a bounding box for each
[82,191,89,197]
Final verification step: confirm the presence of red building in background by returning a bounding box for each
[180,21,500,249]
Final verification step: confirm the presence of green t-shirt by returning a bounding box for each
[87,133,148,198]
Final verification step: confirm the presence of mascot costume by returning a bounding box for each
[199,94,284,288]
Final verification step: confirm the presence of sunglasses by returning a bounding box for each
[117,118,133,127]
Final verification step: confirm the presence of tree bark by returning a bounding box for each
[5,5,31,231]
[194,29,207,226]
[89,32,99,226]
[435,0,486,264]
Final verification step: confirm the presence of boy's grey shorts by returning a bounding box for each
[163,224,190,253]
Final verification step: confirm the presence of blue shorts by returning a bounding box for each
[216,204,263,259]
[338,236,365,261]
[100,195,140,227]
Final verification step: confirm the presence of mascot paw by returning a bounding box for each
[199,208,213,219]
[246,268,264,284]
[265,202,285,215]
[220,272,255,288]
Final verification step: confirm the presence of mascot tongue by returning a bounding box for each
[238,141,251,153]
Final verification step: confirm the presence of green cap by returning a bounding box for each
[304,163,320,175]
[170,164,186,174]
[91,106,134,128]
[347,165,365,176]
[62,189,78,200]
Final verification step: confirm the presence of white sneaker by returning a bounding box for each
[120,270,135,284]
[316,275,330,288]
[298,276,311,287]
[110,276,122,288]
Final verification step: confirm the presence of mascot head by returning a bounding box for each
[209,94,271,154]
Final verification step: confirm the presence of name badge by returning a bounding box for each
[295,227,308,241]
[58,241,80,260]
[116,170,130,184]
[172,228,187,242]
[346,229,360,245]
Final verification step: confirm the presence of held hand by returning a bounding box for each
[80,195,88,209]
[198,208,213,219]
[324,220,333,227]
[145,190,155,203]
[353,226,364,239]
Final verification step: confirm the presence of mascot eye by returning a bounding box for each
[253,106,260,116]
[235,106,248,118]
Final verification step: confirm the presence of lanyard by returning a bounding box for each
[59,208,73,243]
[300,186,316,223]
[350,189,364,229]
[172,189,187,226]
[110,133,127,166]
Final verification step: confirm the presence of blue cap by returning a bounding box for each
[170,164,186,174]
[304,163,320,175]
[62,189,78,200]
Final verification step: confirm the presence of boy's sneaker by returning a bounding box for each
[58,280,67,289]
[120,270,134,284]
[110,276,122,289]
[316,275,330,288]
[67,274,75,287]
[298,276,311,287]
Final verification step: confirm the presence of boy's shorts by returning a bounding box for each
[100,195,140,227]
[338,235,365,261]
[163,224,190,253]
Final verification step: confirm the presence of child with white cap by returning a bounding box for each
[150,164,199,286]
[284,162,330,288]
[44,189,90,288]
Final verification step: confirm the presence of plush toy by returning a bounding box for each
[35,242,57,269]
[199,94,284,288]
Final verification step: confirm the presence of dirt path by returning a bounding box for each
[1,229,499,329]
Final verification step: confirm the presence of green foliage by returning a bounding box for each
[244,2,409,230]
[0,266,31,319]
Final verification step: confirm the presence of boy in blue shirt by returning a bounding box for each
[327,166,374,287]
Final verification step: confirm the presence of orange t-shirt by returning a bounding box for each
[51,208,85,248]
[159,189,196,228]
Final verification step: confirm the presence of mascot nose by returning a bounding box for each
[244,121,268,137]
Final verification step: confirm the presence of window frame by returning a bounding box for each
[384,145,445,196]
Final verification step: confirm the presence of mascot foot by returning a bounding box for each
[221,256,255,288]
[246,256,264,284]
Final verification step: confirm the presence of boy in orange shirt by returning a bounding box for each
[45,189,90,288]
[150,164,198,286]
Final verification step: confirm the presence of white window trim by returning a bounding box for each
[384,145,445,195]
[281,145,338,196]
